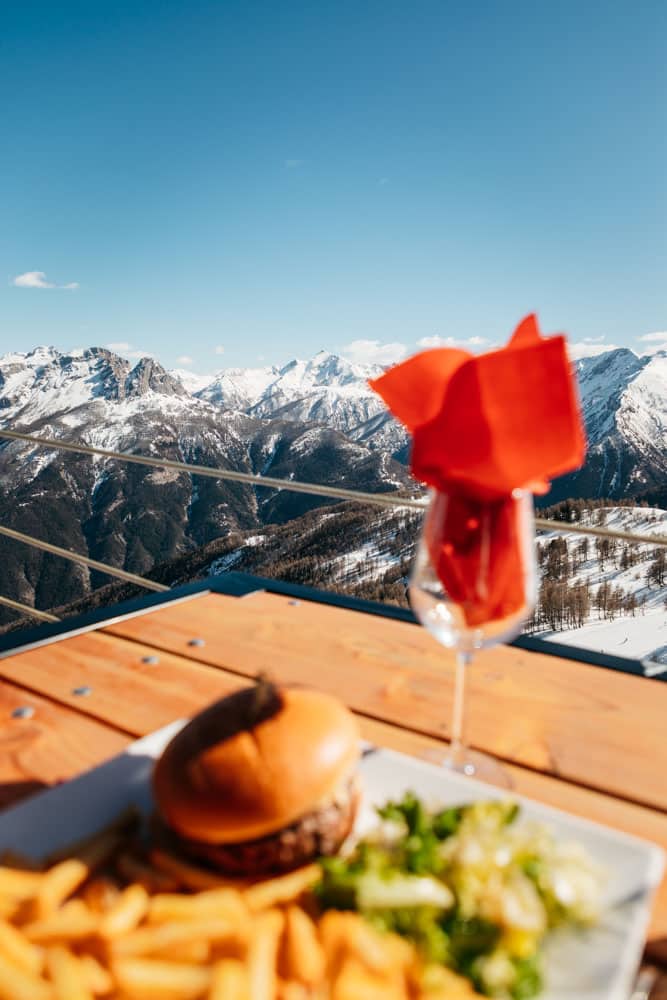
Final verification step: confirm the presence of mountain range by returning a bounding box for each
[0,343,664,623]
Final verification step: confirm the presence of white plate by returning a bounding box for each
[0,722,662,1000]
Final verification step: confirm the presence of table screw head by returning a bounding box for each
[72,686,92,697]
[288,600,300,606]
[11,706,34,719]
[141,655,160,665]
[188,638,206,647]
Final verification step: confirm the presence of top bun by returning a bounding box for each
[153,682,361,844]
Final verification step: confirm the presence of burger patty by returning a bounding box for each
[156,777,359,876]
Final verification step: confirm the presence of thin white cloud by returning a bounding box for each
[636,331,667,355]
[214,345,226,355]
[12,270,78,290]
[13,271,54,289]
[176,355,194,366]
[106,341,131,352]
[417,335,490,350]
[284,159,303,169]
[567,341,621,360]
[341,339,407,366]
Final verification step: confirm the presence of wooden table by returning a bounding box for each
[0,582,666,992]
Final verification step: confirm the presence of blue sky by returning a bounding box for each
[2,0,666,371]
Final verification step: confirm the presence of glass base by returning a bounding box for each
[420,747,513,789]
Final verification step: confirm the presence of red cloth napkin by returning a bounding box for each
[370,315,586,627]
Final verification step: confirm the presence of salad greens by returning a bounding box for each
[315,793,603,999]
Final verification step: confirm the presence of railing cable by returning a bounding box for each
[0,429,665,547]
[0,525,169,593]
[0,595,60,622]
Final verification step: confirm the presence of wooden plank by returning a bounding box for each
[105,591,667,812]
[0,678,128,810]
[0,631,234,736]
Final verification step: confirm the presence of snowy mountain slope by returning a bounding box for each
[547,349,667,502]
[0,346,410,622]
[170,369,215,395]
[195,365,280,410]
[188,351,394,441]
[533,506,666,664]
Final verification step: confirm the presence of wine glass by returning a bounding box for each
[409,487,537,785]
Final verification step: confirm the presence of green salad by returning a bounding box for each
[315,794,604,999]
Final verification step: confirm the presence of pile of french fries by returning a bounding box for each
[0,808,479,999]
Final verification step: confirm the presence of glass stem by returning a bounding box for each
[449,650,472,766]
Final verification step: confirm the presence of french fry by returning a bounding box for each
[99,884,149,939]
[0,951,53,1000]
[348,916,412,976]
[82,876,121,915]
[46,945,94,1000]
[147,887,247,925]
[110,957,212,1000]
[0,916,44,975]
[0,866,44,901]
[154,940,211,963]
[148,848,249,892]
[247,909,284,1000]
[0,896,20,920]
[283,905,325,986]
[109,917,247,957]
[208,958,250,1000]
[277,981,310,1000]
[332,956,407,1000]
[115,852,179,893]
[319,910,353,978]
[243,864,320,912]
[35,858,90,918]
[0,816,487,1000]
[24,899,99,944]
[78,953,114,996]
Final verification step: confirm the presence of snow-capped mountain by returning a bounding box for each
[184,350,402,445]
[194,365,279,411]
[546,349,667,503]
[0,346,410,622]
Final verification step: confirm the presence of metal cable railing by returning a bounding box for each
[1,429,665,545]
[0,596,60,622]
[0,427,665,623]
[0,525,169,594]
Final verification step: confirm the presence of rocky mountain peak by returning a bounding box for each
[125,358,187,398]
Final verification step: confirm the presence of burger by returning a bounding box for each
[152,679,361,876]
